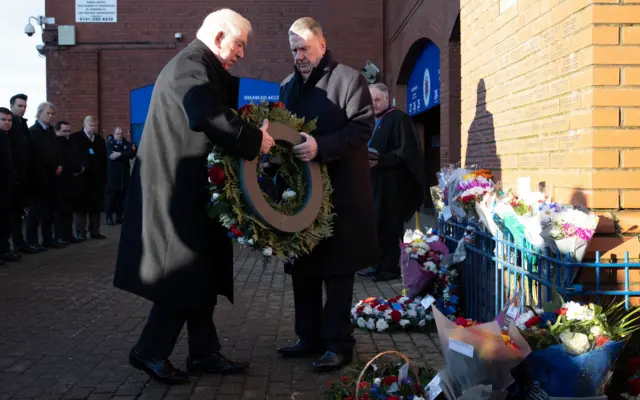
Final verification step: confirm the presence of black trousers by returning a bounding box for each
[9,199,26,250]
[73,211,101,236]
[135,303,221,360]
[26,197,54,246]
[106,191,125,221]
[0,210,10,254]
[376,218,404,274]
[54,211,74,242]
[292,273,355,355]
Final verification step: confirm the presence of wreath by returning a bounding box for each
[207,101,335,263]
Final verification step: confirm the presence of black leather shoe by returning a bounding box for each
[90,233,107,240]
[186,353,249,375]
[311,351,352,373]
[55,239,69,246]
[277,340,325,358]
[76,233,87,241]
[19,245,40,254]
[67,237,82,244]
[43,241,66,249]
[0,251,21,262]
[34,244,48,252]
[357,267,378,278]
[372,271,401,282]
[128,348,190,385]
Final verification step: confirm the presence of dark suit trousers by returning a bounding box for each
[0,210,10,253]
[292,273,355,355]
[73,212,101,236]
[106,191,125,220]
[376,219,404,274]
[54,212,74,242]
[135,303,221,360]
[10,206,26,249]
[26,197,54,245]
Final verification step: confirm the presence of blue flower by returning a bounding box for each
[449,295,460,305]
[227,232,236,239]
[539,312,558,327]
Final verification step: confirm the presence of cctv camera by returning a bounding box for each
[36,44,45,56]
[360,60,380,83]
[174,32,183,41]
[25,23,36,37]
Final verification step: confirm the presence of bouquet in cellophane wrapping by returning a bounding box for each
[433,306,531,399]
[400,229,452,298]
[542,206,599,262]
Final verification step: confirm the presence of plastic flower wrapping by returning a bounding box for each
[511,300,640,397]
[433,306,531,400]
[546,206,599,262]
[454,169,495,217]
[401,229,452,298]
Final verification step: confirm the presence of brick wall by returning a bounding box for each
[44,0,383,137]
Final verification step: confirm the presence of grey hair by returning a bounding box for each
[114,126,123,133]
[84,115,98,124]
[36,101,55,118]
[289,17,324,38]
[196,8,252,47]
[370,83,389,96]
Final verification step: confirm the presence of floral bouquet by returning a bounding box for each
[401,228,451,298]
[438,165,470,221]
[433,306,531,399]
[546,207,599,262]
[512,300,640,397]
[324,351,435,400]
[351,294,436,332]
[453,169,495,219]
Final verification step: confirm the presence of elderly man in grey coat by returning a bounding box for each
[113,9,274,385]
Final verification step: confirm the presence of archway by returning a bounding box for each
[397,38,441,210]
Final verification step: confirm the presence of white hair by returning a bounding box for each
[196,9,252,48]
[370,83,389,96]
[36,101,55,118]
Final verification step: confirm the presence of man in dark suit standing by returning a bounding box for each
[27,102,64,250]
[71,116,107,240]
[276,17,378,372]
[0,108,16,266]
[113,9,274,385]
[8,94,36,255]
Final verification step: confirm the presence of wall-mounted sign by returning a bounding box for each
[238,78,280,107]
[76,0,117,23]
[406,41,441,116]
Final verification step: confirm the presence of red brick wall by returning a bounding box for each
[44,0,383,136]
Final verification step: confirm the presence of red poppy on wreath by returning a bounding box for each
[377,304,390,312]
[238,104,253,115]
[387,396,401,400]
[230,224,243,237]
[390,310,402,322]
[358,381,368,389]
[270,101,286,109]
[208,165,225,185]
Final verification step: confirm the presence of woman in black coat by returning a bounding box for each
[105,127,135,224]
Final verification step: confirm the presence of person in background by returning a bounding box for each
[0,107,16,265]
[27,102,64,250]
[71,115,107,240]
[8,94,36,255]
[358,83,426,282]
[105,126,135,225]
[53,121,85,244]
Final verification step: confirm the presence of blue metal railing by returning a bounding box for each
[437,218,640,322]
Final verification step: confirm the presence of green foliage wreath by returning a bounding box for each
[207,101,334,262]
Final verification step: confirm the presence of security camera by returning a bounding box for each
[36,44,45,56]
[174,32,183,41]
[360,60,380,83]
[25,23,36,37]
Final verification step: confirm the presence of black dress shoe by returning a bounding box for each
[186,353,249,375]
[357,267,378,278]
[0,251,21,262]
[311,351,352,373]
[19,245,40,254]
[90,233,107,240]
[372,271,401,282]
[128,348,190,385]
[55,239,70,246]
[67,237,82,244]
[34,244,48,252]
[76,233,88,241]
[277,340,325,358]
[43,241,66,249]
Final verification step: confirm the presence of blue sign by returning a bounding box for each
[406,41,441,116]
[238,78,280,107]
[130,84,154,124]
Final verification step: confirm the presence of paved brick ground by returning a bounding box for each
[0,224,443,400]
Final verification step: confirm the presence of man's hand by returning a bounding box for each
[56,166,63,176]
[260,119,275,154]
[292,132,318,162]
[110,152,122,160]
[369,160,378,168]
